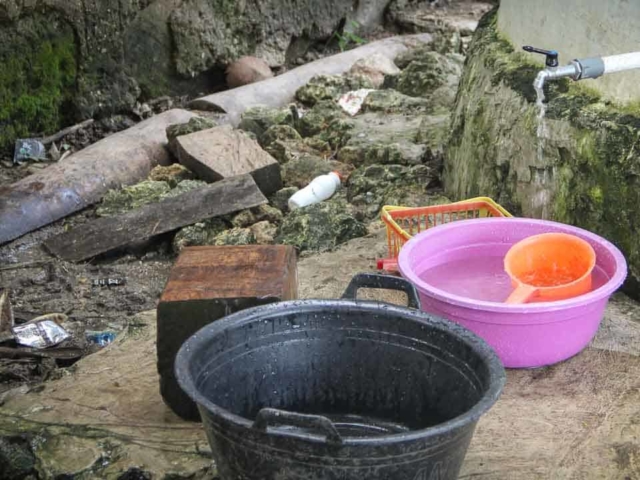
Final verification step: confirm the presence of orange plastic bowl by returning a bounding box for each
[504,233,596,304]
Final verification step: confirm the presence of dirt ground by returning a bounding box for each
[0,228,639,479]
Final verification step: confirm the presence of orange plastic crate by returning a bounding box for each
[379,197,512,272]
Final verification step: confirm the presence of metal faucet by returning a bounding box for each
[523,46,606,90]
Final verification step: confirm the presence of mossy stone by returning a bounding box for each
[214,228,257,246]
[173,218,229,253]
[295,100,347,138]
[347,164,439,219]
[295,74,375,107]
[260,124,302,148]
[395,52,463,110]
[238,106,293,138]
[276,196,367,252]
[163,179,208,198]
[0,436,36,479]
[361,89,432,114]
[148,164,196,187]
[231,204,284,228]
[96,181,172,217]
[250,221,277,245]
[333,113,428,167]
[270,187,299,212]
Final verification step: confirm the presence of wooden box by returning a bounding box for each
[157,245,297,420]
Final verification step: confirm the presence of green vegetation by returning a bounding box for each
[0,33,77,150]
[332,21,367,52]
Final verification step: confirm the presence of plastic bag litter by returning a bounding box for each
[338,89,375,116]
[13,139,47,164]
[12,314,70,348]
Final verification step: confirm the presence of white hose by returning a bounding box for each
[603,52,640,75]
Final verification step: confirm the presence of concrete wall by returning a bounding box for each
[498,0,640,104]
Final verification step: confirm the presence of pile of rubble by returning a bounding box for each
[74,43,464,259]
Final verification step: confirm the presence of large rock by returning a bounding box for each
[445,8,640,297]
[276,197,368,252]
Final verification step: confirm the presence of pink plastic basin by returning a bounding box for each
[398,218,627,368]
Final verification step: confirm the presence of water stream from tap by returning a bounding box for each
[534,72,548,162]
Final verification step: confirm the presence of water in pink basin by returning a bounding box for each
[420,248,609,303]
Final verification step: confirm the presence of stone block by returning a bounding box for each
[175,125,282,195]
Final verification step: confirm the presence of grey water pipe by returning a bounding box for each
[523,45,640,90]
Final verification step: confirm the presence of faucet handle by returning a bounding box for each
[523,46,559,68]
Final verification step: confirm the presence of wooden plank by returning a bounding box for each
[175,125,282,195]
[44,175,267,262]
[157,245,298,420]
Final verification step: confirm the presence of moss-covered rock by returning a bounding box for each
[163,179,208,198]
[446,7,640,296]
[214,228,257,246]
[334,113,428,167]
[238,106,293,138]
[97,181,172,217]
[295,100,348,138]
[231,204,284,228]
[416,114,451,172]
[270,187,299,212]
[250,221,277,245]
[0,436,36,479]
[295,74,375,106]
[396,52,464,111]
[361,89,432,114]
[172,218,229,253]
[282,155,354,188]
[260,124,302,148]
[148,164,196,187]
[276,196,367,252]
[347,164,439,219]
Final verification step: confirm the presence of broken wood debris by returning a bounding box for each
[43,174,268,262]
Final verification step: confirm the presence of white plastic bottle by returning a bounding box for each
[288,171,342,210]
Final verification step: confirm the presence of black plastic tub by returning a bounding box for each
[175,274,505,480]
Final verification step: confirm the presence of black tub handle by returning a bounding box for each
[341,273,421,309]
[253,408,343,446]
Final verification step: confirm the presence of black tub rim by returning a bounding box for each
[175,298,506,447]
